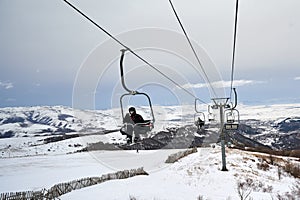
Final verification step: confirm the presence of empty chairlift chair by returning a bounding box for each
[224,109,239,130]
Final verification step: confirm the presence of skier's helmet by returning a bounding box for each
[129,107,136,113]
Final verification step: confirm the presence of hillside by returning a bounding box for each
[0,104,300,158]
[59,148,299,200]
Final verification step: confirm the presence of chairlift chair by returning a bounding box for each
[224,108,240,130]
[120,93,155,138]
[224,88,239,130]
[194,98,205,129]
[208,105,217,122]
[118,49,155,143]
[194,112,205,130]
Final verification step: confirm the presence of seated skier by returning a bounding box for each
[195,117,205,130]
[128,107,144,124]
[121,107,145,144]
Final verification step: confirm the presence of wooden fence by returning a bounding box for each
[165,148,198,163]
[0,167,148,200]
[0,190,45,200]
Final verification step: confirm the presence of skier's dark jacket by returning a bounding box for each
[130,112,144,124]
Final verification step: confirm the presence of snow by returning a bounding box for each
[58,147,298,200]
[0,103,299,199]
[0,106,121,138]
[238,104,300,121]
[1,103,300,138]
[0,147,298,199]
[0,152,112,192]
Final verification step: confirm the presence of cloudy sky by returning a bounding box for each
[0,0,299,109]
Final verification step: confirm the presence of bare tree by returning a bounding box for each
[236,180,252,200]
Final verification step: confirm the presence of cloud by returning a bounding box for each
[182,79,265,89]
[6,98,16,102]
[0,81,13,89]
[294,77,300,80]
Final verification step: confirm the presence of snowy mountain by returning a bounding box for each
[0,104,299,153]
[0,106,119,138]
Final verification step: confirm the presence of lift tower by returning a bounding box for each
[212,98,230,171]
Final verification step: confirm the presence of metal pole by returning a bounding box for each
[219,104,228,171]
[212,98,229,171]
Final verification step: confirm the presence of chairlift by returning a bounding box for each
[194,112,205,130]
[224,88,239,130]
[208,105,216,122]
[194,98,205,130]
[224,108,239,130]
[119,49,155,143]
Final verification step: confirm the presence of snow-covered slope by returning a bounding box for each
[63,147,296,200]
[1,147,298,200]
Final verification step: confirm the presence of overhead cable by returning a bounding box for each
[62,0,208,104]
[168,0,218,98]
[230,0,239,100]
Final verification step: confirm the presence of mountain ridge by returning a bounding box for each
[0,104,299,152]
